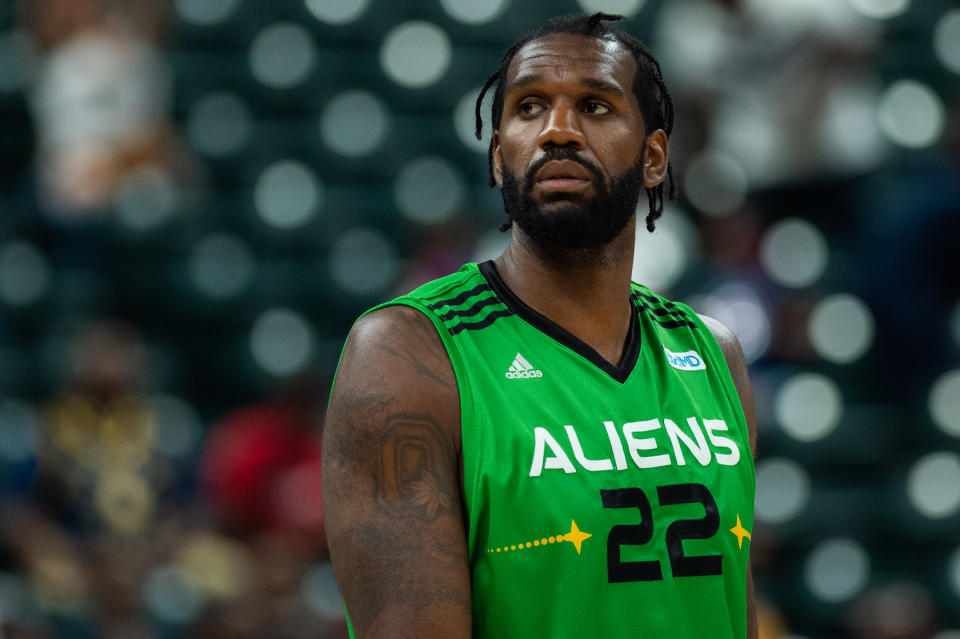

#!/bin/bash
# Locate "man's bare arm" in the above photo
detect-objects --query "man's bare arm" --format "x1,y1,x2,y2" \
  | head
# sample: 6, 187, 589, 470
700, 314, 759, 639
322, 306, 471, 638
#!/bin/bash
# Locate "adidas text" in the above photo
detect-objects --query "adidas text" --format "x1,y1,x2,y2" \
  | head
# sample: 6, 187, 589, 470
506, 369, 544, 379
506, 352, 544, 379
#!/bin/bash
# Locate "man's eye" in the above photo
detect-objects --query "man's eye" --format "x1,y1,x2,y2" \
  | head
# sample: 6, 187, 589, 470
584, 102, 610, 115
519, 102, 545, 116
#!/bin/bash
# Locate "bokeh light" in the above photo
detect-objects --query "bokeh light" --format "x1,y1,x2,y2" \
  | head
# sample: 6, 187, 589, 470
759, 218, 829, 288
151, 394, 202, 459
775, 373, 843, 442
249, 23, 315, 89
0, 399, 38, 462
847, 0, 909, 20
320, 90, 391, 158
174, 0, 240, 26
807, 294, 875, 364
755, 457, 811, 524
632, 204, 695, 292
380, 22, 451, 89
929, 370, 960, 437
254, 160, 322, 229
576, 0, 646, 16
115, 166, 179, 231
455, 86, 494, 153
250, 308, 314, 377
178, 533, 254, 599
819, 81, 888, 172
186, 92, 252, 157
877, 79, 946, 148
702, 283, 771, 362
189, 233, 255, 300
394, 156, 465, 224
143, 565, 205, 624
0, 241, 50, 307
440, 0, 510, 24
302, 562, 345, 621
906, 452, 960, 519
329, 227, 398, 296
305, 0, 370, 24
804, 538, 870, 603
473, 227, 512, 263
684, 149, 748, 217
949, 547, 960, 600
934, 10, 960, 74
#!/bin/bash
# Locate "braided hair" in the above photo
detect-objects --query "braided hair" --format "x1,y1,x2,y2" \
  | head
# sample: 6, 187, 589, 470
475, 12, 676, 232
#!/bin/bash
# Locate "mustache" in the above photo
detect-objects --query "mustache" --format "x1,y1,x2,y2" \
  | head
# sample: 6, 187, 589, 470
523, 148, 604, 186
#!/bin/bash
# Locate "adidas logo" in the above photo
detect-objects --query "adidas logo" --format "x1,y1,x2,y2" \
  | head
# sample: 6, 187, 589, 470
505, 352, 544, 379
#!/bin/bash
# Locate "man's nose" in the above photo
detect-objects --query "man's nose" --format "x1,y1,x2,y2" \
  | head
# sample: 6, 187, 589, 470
537, 101, 585, 151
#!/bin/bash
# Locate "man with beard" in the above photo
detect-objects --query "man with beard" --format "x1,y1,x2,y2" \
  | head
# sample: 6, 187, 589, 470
323, 13, 757, 639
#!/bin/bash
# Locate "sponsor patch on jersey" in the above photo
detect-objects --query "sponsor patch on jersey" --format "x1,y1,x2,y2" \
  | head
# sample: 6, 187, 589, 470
664, 347, 706, 371
506, 352, 543, 379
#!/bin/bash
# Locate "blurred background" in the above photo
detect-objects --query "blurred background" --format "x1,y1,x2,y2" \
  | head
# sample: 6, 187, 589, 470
0, 0, 957, 637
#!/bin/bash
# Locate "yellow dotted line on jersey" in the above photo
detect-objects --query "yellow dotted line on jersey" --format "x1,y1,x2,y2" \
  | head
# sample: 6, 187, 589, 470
487, 532, 566, 553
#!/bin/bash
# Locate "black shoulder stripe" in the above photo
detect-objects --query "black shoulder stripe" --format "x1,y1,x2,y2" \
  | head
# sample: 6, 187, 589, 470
437, 295, 501, 322
631, 296, 688, 319
427, 283, 490, 311
633, 302, 688, 319
448, 308, 514, 335
635, 303, 697, 329
632, 291, 676, 309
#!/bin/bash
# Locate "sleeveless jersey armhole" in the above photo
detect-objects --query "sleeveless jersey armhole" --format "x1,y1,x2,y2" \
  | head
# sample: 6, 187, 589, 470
680, 303, 755, 468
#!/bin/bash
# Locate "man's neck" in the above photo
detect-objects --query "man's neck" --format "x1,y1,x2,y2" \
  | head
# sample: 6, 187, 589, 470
493, 220, 637, 366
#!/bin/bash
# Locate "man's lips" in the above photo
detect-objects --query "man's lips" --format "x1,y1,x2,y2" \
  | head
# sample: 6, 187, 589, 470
533, 159, 595, 193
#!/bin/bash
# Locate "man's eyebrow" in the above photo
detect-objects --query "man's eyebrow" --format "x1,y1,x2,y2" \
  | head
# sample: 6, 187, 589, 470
504, 74, 543, 94
580, 78, 625, 97
504, 74, 625, 98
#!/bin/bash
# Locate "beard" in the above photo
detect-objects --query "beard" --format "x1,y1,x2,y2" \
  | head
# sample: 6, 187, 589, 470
500, 148, 646, 251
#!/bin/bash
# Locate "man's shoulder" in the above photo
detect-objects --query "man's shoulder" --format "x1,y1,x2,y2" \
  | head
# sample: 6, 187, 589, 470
388, 262, 485, 308
357, 261, 509, 342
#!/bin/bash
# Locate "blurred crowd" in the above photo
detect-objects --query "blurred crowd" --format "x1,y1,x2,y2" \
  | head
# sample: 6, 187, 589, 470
0, 0, 957, 637
1, 4, 345, 637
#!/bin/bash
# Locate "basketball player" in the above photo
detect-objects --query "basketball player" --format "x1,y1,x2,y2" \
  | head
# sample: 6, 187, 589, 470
323, 13, 757, 638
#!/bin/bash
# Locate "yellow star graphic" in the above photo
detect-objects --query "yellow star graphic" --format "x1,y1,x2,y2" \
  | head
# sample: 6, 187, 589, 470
563, 519, 592, 555
729, 515, 751, 550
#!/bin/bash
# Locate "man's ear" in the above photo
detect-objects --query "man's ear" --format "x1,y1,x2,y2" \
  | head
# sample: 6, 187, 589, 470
492, 131, 503, 188
641, 129, 668, 189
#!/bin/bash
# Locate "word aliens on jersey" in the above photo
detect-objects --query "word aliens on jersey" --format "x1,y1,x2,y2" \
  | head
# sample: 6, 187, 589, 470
529, 416, 742, 477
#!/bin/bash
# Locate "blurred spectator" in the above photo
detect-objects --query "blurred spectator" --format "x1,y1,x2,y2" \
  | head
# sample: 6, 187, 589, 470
201, 375, 327, 553
35, 319, 180, 537
847, 582, 938, 639
19, 0, 198, 221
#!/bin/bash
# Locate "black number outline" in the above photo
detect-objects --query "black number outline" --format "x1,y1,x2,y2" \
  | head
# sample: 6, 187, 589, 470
600, 483, 723, 583
657, 483, 723, 578
599, 487, 663, 582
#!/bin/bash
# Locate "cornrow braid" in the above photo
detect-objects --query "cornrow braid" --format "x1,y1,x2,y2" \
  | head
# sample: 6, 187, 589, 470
475, 12, 676, 233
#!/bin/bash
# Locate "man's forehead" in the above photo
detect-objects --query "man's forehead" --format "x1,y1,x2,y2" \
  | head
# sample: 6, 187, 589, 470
506, 33, 634, 86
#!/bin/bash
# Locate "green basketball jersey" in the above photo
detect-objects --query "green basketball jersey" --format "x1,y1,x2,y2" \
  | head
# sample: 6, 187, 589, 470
363, 261, 755, 638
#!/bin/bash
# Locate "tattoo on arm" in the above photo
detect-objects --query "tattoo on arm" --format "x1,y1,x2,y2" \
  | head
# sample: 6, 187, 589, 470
376, 413, 456, 521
